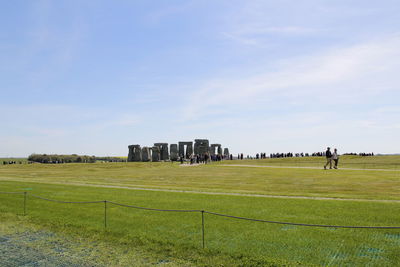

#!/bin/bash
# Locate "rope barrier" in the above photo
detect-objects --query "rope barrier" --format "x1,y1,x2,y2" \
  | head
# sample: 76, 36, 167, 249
204, 211, 400, 229
1, 192, 400, 229
107, 200, 201, 213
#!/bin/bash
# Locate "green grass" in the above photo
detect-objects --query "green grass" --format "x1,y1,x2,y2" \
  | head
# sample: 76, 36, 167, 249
1, 156, 399, 200
1, 155, 400, 266
1, 181, 399, 266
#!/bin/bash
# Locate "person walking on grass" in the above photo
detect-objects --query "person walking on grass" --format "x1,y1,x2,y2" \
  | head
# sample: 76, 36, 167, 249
332, 148, 339, 169
324, 147, 332, 169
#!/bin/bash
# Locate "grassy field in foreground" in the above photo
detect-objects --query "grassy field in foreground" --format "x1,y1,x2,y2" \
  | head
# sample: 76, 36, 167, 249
0, 155, 399, 200
1, 180, 400, 266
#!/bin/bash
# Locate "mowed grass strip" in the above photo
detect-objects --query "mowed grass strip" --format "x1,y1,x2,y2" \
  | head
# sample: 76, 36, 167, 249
1, 157, 400, 200
1, 180, 400, 266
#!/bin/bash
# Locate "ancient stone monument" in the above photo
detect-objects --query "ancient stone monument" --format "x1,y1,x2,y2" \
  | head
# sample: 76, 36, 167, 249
170, 144, 179, 161
218, 146, 223, 155
154, 143, 169, 161
194, 139, 210, 155
128, 145, 142, 162
151, 146, 160, 162
210, 144, 222, 156
142, 147, 151, 162
223, 148, 230, 158
128, 145, 134, 162
179, 141, 193, 159
128, 139, 229, 162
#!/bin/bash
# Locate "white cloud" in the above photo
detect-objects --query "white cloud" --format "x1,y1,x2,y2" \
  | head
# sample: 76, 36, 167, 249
245, 26, 317, 35
222, 26, 318, 46
221, 32, 260, 46
144, 1, 196, 24
0, 104, 142, 137
182, 34, 400, 121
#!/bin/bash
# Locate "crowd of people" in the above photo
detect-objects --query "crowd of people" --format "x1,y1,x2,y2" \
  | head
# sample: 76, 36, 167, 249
269, 152, 330, 158
181, 153, 235, 165
256, 153, 267, 159
270, 152, 295, 158
343, 152, 374, 156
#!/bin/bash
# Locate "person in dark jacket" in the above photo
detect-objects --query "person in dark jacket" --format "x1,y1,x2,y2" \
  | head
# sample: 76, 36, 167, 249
324, 147, 332, 169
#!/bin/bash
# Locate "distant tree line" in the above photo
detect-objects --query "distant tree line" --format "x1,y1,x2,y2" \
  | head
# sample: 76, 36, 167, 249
28, 154, 96, 164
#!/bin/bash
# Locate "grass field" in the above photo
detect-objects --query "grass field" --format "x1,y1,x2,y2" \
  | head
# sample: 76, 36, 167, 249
1, 155, 400, 266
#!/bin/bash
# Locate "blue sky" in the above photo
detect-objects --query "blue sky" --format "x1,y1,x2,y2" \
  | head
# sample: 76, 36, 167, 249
1, 0, 400, 156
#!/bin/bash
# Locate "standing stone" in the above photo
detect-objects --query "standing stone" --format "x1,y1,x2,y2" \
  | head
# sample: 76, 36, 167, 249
217, 145, 223, 155
210, 144, 216, 156
187, 142, 193, 157
178, 142, 185, 157
134, 146, 142, 161
178, 141, 193, 159
142, 147, 151, 162
154, 143, 169, 161
128, 145, 142, 162
223, 148, 230, 159
128, 145, 135, 162
210, 144, 221, 156
194, 139, 210, 155
170, 144, 179, 161
162, 143, 169, 160
151, 146, 160, 162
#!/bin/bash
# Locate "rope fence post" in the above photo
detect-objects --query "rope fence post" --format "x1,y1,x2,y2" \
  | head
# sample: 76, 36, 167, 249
23, 192, 27, 216
201, 210, 205, 249
104, 200, 107, 229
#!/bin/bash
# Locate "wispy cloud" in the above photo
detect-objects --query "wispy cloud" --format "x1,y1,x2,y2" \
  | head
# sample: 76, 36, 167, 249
144, 1, 196, 24
182, 34, 400, 121
0, 104, 142, 137
221, 32, 260, 46
222, 26, 317, 46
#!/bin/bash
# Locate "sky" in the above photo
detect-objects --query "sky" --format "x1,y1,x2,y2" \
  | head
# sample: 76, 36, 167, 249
1, 0, 400, 157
